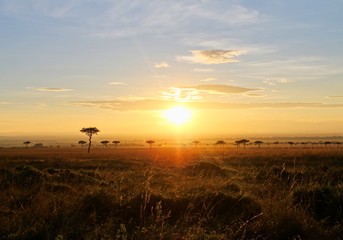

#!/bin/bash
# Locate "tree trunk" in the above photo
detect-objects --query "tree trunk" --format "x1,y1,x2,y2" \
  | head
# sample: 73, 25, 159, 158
88, 136, 92, 153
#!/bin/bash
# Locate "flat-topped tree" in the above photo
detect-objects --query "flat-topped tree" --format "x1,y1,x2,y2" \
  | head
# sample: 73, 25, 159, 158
80, 127, 100, 153
254, 140, 264, 148
215, 140, 226, 148
193, 140, 200, 147
324, 141, 332, 148
235, 139, 250, 148
241, 139, 250, 148
101, 140, 109, 148
112, 140, 120, 149
23, 141, 31, 148
78, 140, 87, 148
146, 140, 155, 149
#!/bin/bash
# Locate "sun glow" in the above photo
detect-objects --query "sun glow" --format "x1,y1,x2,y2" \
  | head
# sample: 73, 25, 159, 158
163, 106, 192, 125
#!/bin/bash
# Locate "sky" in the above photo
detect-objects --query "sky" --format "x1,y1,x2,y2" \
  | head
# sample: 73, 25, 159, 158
1, 0, 343, 138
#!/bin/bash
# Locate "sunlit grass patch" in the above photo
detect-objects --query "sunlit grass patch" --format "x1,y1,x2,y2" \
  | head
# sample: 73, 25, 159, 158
0, 147, 343, 239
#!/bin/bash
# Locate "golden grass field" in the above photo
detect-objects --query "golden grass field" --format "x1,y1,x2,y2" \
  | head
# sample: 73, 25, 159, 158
1, 146, 342, 239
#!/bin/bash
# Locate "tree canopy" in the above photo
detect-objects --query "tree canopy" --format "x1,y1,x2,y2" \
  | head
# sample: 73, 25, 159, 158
80, 127, 100, 153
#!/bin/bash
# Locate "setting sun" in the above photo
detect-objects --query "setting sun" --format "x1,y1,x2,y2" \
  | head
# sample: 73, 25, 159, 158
163, 106, 192, 125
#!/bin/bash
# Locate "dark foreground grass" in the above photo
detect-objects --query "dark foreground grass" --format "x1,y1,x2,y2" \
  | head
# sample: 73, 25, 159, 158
0, 147, 342, 239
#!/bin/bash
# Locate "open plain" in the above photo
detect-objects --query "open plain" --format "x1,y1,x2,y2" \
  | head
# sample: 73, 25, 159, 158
1, 146, 342, 239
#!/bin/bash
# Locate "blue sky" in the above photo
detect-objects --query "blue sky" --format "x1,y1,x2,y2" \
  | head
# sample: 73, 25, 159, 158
1, 0, 343, 136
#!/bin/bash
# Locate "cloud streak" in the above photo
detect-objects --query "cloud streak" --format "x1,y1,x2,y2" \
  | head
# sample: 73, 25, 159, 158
30, 87, 72, 92
109, 82, 127, 86
193, 68, 214, 72
70, 99, 343, 111
161, 88, 201, 101
154, 61, 169, 68
179, 84, 257, 94
201, 78, 217, 82
178, 50, 246, 64
263, 78, 293, 85
0, 101, 11, 105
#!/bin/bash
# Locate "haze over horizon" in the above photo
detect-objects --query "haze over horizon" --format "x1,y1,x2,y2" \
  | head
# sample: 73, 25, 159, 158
1, 1, 343, 137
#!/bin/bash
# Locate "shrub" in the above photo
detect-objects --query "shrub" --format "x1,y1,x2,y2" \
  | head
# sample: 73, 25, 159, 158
184, 162, 227, 177
293, 186, 343, 223
14, 165, 43, 187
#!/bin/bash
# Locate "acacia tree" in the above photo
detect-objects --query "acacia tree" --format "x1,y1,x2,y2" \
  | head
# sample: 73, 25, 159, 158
235, 139, 250, 148
112, 140, 120, 149
101, 140, 109, 148
146, 140, 155, 148
80, 127, 100, 153
215, 140, 226, 148
288, 141, 294, 148
78, 140, 87, 148
324, 141, 332, 148
193, 140, 200, 147
254, 140, 264, 148
234, 141, 240, 148
23, 141, 31, 148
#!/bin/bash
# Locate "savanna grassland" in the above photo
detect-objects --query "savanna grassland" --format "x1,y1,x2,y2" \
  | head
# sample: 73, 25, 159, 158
0, 146, 343, 239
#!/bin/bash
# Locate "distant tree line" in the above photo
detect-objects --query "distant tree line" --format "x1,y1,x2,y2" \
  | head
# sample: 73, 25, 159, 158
19, 127, 343, 151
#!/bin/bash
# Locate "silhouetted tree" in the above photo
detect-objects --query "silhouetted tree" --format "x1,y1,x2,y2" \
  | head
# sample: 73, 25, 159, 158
324, 141, 332, 148
101, 140, 109, 148
146, 140, 155, 148
193, 140, 200, 147
78, 140, 87, 148
301, 142, 308, 148
288, 141, 294, 148
80, 127, 100, 153
215, 140, 226, 148
236, 139, 250, 148
112, 140, 120, 149
23, 141, 31, 148
254, 140, 264, 148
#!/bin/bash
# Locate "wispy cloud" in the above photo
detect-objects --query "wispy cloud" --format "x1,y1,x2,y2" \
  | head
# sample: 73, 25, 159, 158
90, 29, 137, 39
193, 68, 214, 72
161, 88, 201, 101
247, 56, 343, 82
29, 87, 72, 92
245, 93, 264, 97
1, 1, 79, 18
178, 50, 246, 64
327, 96, 343, 98
108, 82, 127, 86
70, 99, 343, 111
263, 78, 294, 85
178, 84, 257, 94
201, 78, 217, 82
2, 1, 263, 41
36, 102, 49, 109
0, 101, 11, 105
154, 61, 169, 68
159, 84, 256, 101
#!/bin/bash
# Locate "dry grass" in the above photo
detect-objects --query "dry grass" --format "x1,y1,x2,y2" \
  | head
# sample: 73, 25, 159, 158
0, 147, 342, 239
